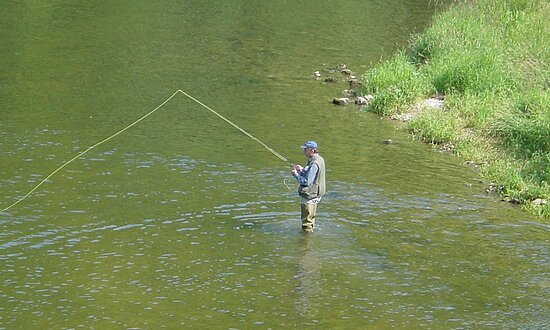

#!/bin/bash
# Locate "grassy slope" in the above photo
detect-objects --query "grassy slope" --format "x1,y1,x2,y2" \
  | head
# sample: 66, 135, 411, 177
361, 0, 549, 217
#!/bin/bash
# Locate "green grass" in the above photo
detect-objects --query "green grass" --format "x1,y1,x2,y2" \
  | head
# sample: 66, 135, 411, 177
408, 107, 462, 144
362, 52, 433, 115
360, 0, 550, 217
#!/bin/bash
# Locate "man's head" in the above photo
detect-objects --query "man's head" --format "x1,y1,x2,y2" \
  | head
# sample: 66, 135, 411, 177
301, 140, 318, 158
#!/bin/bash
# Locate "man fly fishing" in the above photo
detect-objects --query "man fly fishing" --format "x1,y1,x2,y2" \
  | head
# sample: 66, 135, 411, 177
291, 141, 326, 233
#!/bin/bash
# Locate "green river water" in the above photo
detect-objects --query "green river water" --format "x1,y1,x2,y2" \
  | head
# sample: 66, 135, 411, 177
1, 1, 548, 328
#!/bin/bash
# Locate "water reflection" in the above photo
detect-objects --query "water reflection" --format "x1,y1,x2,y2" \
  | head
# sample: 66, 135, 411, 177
294, 233, 320, 320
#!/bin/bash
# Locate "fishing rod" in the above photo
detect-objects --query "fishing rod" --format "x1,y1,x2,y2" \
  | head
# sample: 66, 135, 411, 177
0, 89, 293, 214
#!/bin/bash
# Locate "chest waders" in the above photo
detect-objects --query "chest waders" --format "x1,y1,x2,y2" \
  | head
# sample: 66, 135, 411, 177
299, 154, 326, 232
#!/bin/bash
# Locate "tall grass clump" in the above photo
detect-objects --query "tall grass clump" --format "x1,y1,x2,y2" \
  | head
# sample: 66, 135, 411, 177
362, 52, 433, 116
491, 91, 550, 159
407, 108, 462, 144
360, 0, 549, 217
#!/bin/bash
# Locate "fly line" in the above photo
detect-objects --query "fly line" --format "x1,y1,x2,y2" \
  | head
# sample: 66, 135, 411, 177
1, 90, 292, 214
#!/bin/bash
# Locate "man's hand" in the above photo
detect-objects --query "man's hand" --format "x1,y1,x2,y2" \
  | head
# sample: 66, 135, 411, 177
291, 164, 303, 175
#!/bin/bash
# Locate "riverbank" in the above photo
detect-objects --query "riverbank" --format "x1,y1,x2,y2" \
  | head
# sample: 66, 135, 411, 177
360, 0, 549, 217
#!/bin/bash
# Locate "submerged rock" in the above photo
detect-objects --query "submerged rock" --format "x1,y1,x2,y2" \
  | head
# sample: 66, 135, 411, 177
502, 196, 521, 204
332, 97, 350, 105
355, 95, 374, 105
348, 79, 362, 88
342, 89, 358, 97
341, 68, 353, 75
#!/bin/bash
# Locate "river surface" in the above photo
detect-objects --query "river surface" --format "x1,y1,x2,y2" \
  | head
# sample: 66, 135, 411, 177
1, 1, 548, 329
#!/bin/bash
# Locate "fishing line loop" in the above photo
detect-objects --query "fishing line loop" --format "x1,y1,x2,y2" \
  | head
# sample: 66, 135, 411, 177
1, 90, 293, 214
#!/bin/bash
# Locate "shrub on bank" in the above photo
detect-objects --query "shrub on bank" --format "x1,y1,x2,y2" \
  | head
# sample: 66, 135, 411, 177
361, 0, 549, 217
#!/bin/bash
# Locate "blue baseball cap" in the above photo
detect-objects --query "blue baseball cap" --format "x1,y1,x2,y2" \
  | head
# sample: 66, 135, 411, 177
300, 141, 318, 149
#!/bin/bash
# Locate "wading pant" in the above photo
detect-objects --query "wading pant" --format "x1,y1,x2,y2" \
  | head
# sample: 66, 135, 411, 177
300, 203, 317, 232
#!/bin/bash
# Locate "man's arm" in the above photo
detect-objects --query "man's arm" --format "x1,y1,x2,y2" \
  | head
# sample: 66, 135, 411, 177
294, 164, 319, 186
